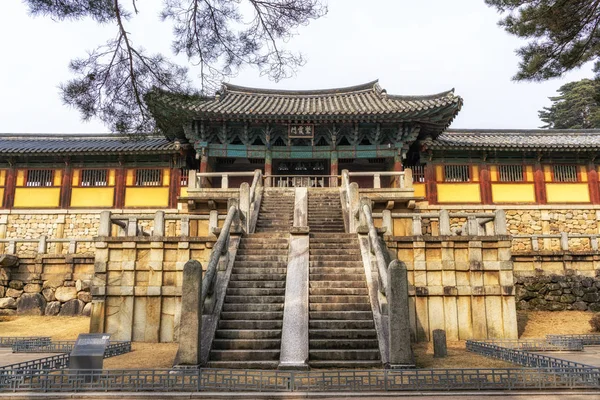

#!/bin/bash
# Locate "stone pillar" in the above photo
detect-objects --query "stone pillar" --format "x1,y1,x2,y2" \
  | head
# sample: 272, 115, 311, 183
439, 210, 451, 235
433, 330, 447, 358
154, 211, 165, 237
90, 241, 108, 334
174, 260, 203, 366
388, 260, 414, 368
330, 151, 338, 188
293, 187, 308, 228
382, 210, 393, 236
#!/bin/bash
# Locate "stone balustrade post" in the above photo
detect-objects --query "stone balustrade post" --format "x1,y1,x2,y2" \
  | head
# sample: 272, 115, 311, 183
494, 209, 507, 235
7, 240, 15, 254
181, 216, 190, 237
382, 210, 393, 236
221, 174, 229, 189
359, 197, 371, 231
439, 210, 451, 235
127, 218, 138, 237
209, 210, 219, 235
37, 236, 47, 254
153, 211, 165, 237
388, 260, 414, 368
68, 240, 77, 254
188, 169, 197, 190
591, 236, 599, 251
374, 174, 381, 189
531, 235, 539, 251
348, 183, 360, 233
560, 232, 569, 251
467, 216, 478, 236
98, 211, 112, 237
404, 168, 413, 189
412, 215, 422, 236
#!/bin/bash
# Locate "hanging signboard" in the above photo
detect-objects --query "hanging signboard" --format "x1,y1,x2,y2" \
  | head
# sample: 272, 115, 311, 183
288, 124, 314, 139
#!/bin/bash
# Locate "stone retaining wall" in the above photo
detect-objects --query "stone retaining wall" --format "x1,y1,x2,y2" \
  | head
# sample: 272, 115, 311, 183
515, 272, 600, 312
0, 255, 94, 317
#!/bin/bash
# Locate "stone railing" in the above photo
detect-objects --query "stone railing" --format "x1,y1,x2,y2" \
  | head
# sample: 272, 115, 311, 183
0, 237, 95, 255
188, 171, 255, 190
371, 210, 508, 237
513, 232, 600, 252
263, 175, 340, 188
347, 170, 412, 189
248, 170, 263, 234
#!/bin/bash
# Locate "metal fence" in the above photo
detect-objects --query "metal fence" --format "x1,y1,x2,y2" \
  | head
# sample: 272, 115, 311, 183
547, 334, 600, 346
11, 340, 131, 358
470, 338, 584, 352
0, 337, 50, 348
1, 367, 599, 392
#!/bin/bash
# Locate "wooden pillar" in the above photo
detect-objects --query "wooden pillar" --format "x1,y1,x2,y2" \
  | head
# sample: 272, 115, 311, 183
425, 164, 437, 205
199, 150, 209, 188
3, 166, 16, 209
588, 162, 600, 204
479, 164, 492, 204
60, 163, 72, 209
393, 153, 403, 188
169, 167, 181, 209
533, 162, 547, 204
115, 167, 126, 209
330, 151, 338, 188
265, 150, 272, 188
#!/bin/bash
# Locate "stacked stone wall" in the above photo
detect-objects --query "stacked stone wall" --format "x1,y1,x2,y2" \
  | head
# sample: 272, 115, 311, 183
0, 256, 94, 317
515, 272, 600, 312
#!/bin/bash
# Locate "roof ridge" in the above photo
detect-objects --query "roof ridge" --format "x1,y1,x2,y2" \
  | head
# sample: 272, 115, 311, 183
221, 80, 380, 96
0, 133, 165, 139
387, 88, 456, 101
444, 129, 600, 135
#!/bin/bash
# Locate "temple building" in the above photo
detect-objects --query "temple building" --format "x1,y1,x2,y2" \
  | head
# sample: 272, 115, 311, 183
1, 80, 600, 369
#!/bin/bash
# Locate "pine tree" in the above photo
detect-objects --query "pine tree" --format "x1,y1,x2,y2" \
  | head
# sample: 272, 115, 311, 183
539, 79, 600, 129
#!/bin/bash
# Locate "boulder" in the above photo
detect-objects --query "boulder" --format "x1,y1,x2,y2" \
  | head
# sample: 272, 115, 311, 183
0, 297, 16, 309
582, 293, 600, 303
77, 292, 92, 303
41, 288, 55, 302
16, 293, 46, 315
44, 301, 61, 316
560, 294, 576, 303
0, 255, 18, 268
0, 268, 9, 285
571, 301, 588, 311
6, 288, 23, 298
76, 280, 91, 292
0, 309, 15, 316
9, 280, 24, 290
42, 280, 63, 290
23, 284, 42, 293
589, 303, 600, 312
82, 302, 92, 317
0, 286, 5, 298
55, 287, 78, 302
58, 299, 84, 316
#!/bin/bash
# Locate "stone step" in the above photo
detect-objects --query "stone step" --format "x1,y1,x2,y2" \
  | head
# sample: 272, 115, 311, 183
309, 329, 377, 339
238, 244, 289, 250
212, 339, 281, 350
224, 295, 285, 304
310, 233, 356, 238
310, 249, 361, 255
234, 255, 288, 262
218, 320, 283, 330
220, 311, 284, 320
309, 281, 367, 289
309, 320, 374, 329
309, 255, 360, 261
309, 243, 357, 248
309, 274, 365, 281
309, 262, 363, 268
234, 261, 287, 268
222, 303, 283, 312
309, 349, 381, 361
209, 349, 280, 361
309, 295, 369, 304
309, 287, 368, 296
309, 307, 373, 316
215, 329, 281, 339
309, 339, 380, 350
232, 268, 287, 275
230, 273, 287, 281
226, 287, 286, 296
236, 249, 287, 255
308, 304, 371, 312
207, 360, 279, 369
228, 281, 286, 289
308, 360, 382, 369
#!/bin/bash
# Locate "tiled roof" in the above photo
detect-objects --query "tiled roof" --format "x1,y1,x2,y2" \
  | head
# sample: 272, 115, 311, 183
427, 129, 600, 151
146, 80, 463, 135
0, 134, 179, 156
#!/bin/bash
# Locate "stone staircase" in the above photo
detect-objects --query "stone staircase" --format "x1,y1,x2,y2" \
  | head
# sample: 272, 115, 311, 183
308, 189, 345, 232
307, 191, 381, 368
208, 189, 294, 368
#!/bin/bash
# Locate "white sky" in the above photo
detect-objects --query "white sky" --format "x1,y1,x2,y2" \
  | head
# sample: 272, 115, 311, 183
0, 0, 594, 133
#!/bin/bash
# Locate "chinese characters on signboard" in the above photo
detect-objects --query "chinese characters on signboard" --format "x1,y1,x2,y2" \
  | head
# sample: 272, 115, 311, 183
289, 124, 314, 138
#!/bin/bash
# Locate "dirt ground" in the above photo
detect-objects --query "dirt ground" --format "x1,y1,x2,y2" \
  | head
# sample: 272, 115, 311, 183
1, 311, 597, 369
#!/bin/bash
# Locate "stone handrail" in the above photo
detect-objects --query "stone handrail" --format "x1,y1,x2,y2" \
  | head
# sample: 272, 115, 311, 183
201, 203, 238, 307
0, 237, 95, 255
347, 170, 412, 189
263, 175, 340, 188
371, 210, 508, 237
513, 232, 600, 252
189, 171, 256, 190
248, 170, 263, 234
361, 201, 389, 296
100, 211, 227, 237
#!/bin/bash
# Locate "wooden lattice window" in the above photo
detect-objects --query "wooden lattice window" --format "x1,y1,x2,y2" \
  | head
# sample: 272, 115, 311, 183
135, 169, 162, 186
498, 165, 524, 182
80, 169, 108, 187
407, 165, 425, 183
444, 165, 470, 182
26, 170, 54, 187
553, 165, 578, 182
180, 168, 189, 187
